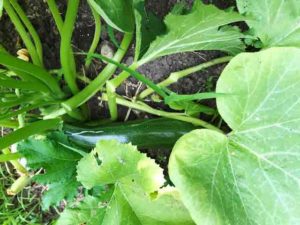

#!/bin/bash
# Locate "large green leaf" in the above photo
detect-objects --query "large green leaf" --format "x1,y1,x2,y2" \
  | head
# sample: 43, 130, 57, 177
75, 140, 194, 225
139, 0, 245, 65
169, 47, 300, 225
237, 0, 300, 47
88, 0, 135, 33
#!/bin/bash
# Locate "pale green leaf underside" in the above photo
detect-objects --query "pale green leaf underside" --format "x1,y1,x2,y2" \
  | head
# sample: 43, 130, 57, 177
237, 0, 300, 47
76, 140, 194, 225
139, 0, 245, 64
88, 0, 135, 32
170, 47, 300, 225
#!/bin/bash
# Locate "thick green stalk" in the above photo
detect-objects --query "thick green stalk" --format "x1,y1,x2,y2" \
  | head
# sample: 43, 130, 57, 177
139, 56, 233, 98
0, 119, 61, 150
3, 0, 42, 66
46, 0, 63, 34
0, 120, 18, 129
101, 94, 223, 132
0, 152, 21, 162
106, 63, 138, 120
106, 84, 118, 121
0, 52, 64, 97
10, 0, 44, 66
62, 33, 133, 111
85, 3, 101, 68
60, 0, 80, 94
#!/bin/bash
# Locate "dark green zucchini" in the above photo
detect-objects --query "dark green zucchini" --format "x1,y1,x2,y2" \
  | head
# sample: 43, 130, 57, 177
63, 118, 195, 149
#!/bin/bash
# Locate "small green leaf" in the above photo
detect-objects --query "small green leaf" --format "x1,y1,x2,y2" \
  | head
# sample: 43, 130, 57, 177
18, 132, 81, 183
76, 140, 194, 225
42, 179, 79, 210
169, 47, 300, 225
139, 0, 245, 64
56, 195, 108, 225
18, 131, 83, 209
237, 0, 300, 48
88, 0, 135, 32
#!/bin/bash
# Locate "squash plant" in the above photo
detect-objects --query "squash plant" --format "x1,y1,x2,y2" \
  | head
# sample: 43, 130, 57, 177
0, 0, 300, 224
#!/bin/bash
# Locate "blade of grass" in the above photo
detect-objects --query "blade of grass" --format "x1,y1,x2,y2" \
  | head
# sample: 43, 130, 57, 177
86, 53, 169, 98
0, 118, 61, 150
0, 52, 64, 98
164, 92, 228, 104
0, 100, 59, 121
0, 77, 50, 93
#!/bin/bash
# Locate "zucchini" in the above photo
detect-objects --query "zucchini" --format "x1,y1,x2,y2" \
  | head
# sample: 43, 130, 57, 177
64, 118, 195, 149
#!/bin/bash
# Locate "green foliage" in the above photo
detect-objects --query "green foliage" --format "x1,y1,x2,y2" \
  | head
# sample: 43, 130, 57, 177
65, 140, 194, 225
169, 47, 300, 224
88, 0, 135, 32
18, 132, 83, 209
237, 0, 300, 48
56, 195, 109, 225
0, 166, 43, 224
133, 0, 166, 60
139, 0, 245, 64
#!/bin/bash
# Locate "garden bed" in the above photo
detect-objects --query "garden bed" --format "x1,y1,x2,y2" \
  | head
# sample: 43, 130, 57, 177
1, 0, 299, 224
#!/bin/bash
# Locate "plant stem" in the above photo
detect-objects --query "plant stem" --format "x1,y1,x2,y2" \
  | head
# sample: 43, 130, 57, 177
62, 33, 133, 111
3, 0, 42, 66
106, 84, 118, 120
0, 152, 21, 162
7, 174, 31, 196
46, 0, 63, 34
2, 148, 28, 175
139, 56, 233, 99
10, 0, 44, 66
60, 0, 80, 94
106, 63, 138, 120
0, 119, 61, 150
0, 120, 18, 129
0, 52, 64, 97
85, 3, 101, 68
101, 94, 223, 132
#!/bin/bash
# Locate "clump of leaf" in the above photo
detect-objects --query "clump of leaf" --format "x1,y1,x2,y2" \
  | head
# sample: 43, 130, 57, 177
18, 132, 85, 210
169, 47, 300, 224
237, 0, 300, 48
57, 140, 194, 225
